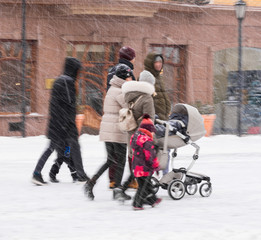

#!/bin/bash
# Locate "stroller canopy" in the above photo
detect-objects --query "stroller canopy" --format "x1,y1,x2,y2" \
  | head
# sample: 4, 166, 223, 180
156, 103, 206, 149
174, 103, 206, 141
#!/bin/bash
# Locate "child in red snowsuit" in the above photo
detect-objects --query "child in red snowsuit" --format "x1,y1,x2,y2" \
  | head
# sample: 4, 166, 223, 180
130, 114, 161, 210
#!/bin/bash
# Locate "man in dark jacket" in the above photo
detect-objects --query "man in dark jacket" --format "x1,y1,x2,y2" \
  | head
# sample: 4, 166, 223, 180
32, 57, 89, 185
106, 46, 136, 91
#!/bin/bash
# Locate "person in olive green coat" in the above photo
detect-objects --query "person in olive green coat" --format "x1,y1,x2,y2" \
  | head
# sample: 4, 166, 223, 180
144, 52, 171, 175
144, 52, 171, 120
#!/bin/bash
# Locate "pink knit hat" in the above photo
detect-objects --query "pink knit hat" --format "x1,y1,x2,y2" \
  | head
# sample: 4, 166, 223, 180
139, 114, 156, 133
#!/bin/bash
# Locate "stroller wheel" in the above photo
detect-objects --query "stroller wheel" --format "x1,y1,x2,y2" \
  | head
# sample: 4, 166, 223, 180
168, 180, 185, 200
185, 184, 198, 195
151, 177, 160, 194
199, 183, 212, 197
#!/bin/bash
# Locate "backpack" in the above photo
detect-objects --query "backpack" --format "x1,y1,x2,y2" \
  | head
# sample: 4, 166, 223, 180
119, 96, 143, 132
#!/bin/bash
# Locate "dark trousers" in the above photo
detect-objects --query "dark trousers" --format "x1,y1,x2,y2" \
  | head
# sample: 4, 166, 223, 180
34, 138, 87, 180
133, 176, 157, 208
34, 141, 55, 174
58, 138, 88, 180
92, 142, 126, 187
109, 155, 132, 183
49, 156, 76, 177
121, 156, 135, 190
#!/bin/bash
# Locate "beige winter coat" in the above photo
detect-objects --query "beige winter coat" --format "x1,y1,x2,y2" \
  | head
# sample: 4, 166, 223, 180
121, 80, 155, 157
99, 76, 128, 143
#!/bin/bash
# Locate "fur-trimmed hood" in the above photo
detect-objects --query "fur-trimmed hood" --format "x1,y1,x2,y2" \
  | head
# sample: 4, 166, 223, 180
122, 81, 155, 96
122, 81, 155, 104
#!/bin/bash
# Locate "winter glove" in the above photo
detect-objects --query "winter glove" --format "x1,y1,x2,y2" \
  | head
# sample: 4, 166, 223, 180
64, 146, 70, 158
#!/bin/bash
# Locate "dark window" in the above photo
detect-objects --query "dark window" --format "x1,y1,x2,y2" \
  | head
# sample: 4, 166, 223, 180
0, 41, 36, 113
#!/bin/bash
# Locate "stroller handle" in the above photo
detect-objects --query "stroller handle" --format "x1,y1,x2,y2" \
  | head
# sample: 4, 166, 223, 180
155, 119, 166, 125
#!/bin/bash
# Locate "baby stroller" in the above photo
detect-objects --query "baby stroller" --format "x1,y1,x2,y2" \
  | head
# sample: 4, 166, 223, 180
152, 103, 212, 200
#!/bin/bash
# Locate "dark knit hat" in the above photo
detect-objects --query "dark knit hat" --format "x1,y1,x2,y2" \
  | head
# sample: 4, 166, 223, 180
119, 46, 136, 61
139, 114, 156, 133
115, 64, 132, 80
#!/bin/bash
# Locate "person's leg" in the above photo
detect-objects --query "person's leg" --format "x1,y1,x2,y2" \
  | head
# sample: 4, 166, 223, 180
113, 143, 127, 188
32, 141, 55, 185
66, 159, 78, 182
68, 137, 89, 181
133, 177, 147, 209
108, 155, 117, 188
84, 142, 114, 200
127, 142, 138, 189
91, 142, 114, 182
49, 151, 64, 183
133, 176, 161, 209
111, 143, 133, 201
120, 154, 138, 191
122, 172, 134, 191
33, 141, 55, 174
144, 176, 158, 205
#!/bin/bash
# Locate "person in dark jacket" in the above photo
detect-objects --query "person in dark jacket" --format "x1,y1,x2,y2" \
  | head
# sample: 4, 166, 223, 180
106, 46, 136, 91
107, 46, 138, 190
32, 57, 89, 185
130, 114, 161, 210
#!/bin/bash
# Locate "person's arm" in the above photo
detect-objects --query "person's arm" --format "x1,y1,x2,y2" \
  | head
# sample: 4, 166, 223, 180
106, 66, 116, 91
142, 96, 155, 122
143, 140, 159, 171
116, 93, 128, 108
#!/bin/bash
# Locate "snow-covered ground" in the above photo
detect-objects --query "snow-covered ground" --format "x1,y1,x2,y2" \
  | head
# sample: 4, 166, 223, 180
0, 134, 261, 240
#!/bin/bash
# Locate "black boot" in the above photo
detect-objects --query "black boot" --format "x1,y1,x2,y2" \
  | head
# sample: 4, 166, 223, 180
49, 172, 59, 183
84, 179, 95, 200
113, 188, 131, 201
49, 164, 60, 183
32, 172, 48, 186
71, 172, 78, 183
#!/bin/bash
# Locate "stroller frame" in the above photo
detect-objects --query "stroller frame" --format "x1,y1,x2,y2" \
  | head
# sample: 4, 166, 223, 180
152, 117, 212, 200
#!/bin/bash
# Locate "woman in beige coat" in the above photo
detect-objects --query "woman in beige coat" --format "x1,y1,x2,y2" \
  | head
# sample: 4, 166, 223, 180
113, 70, 156, 197
84, 64, 132, 201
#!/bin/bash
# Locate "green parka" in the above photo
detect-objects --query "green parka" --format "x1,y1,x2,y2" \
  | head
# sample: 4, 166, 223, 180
144, 52, 171, 120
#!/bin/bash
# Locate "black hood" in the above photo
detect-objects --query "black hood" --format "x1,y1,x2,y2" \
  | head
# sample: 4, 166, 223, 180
63, 57, 82, 81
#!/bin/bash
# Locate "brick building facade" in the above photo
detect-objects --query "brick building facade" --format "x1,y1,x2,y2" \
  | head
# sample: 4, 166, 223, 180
0, 0, 261, 136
